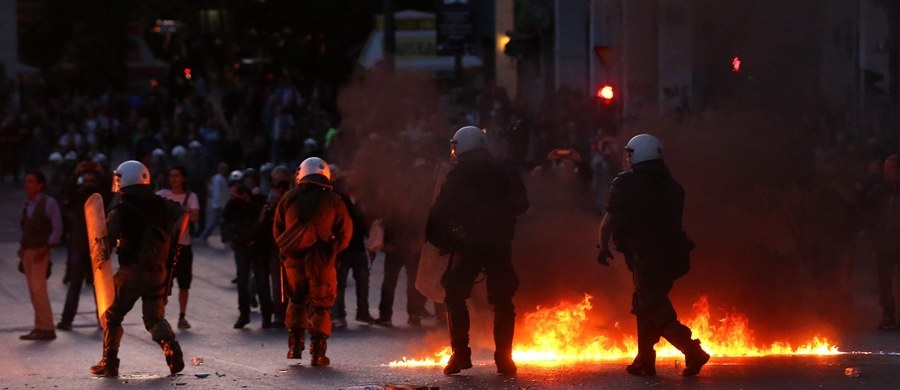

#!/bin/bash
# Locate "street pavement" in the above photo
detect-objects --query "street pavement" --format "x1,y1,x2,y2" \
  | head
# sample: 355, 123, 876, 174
2, 183, 900, 389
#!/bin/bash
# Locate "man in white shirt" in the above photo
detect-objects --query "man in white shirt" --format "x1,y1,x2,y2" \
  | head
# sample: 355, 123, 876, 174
156, 166, 200, 329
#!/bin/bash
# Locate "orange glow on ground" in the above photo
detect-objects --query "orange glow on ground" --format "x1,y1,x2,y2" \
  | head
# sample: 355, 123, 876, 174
388, 294, 839, 367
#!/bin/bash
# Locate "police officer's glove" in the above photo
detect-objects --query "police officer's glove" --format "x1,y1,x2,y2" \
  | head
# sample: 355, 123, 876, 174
596, 245, 613, 266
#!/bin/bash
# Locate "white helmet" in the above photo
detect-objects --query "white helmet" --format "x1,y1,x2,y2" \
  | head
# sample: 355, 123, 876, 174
92, 153, 108, 163
229, 170, 245, 183
171, 145, 187, 157
152, 148, 166, 158
451, 126, 486, 158
625, 134, 663, 165
296, 157, 331, 183
64, 151, 78, 161
48, 152, 63, 164
113, 160, 151, 192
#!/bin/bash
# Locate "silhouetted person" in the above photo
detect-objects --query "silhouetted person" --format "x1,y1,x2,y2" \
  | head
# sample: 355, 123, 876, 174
426, 126, 529, 376
598, 134, 710, 377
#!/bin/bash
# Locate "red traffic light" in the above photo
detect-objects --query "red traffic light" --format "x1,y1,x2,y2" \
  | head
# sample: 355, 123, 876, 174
597, 85, 615, 103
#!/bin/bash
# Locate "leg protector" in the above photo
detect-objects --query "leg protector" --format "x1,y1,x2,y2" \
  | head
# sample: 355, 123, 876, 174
287, 328, 305, 359
158, 339, 185, 375
493, 304, 516, 375
309, 333, 330, 367
90, 326, 123, 377
445, 297, 471, 351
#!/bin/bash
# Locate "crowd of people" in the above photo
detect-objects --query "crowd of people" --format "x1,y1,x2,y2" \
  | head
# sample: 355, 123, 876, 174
6, 27, 900, 380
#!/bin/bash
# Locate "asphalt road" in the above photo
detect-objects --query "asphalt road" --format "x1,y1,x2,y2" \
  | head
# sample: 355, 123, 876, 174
2, 183, 900, 390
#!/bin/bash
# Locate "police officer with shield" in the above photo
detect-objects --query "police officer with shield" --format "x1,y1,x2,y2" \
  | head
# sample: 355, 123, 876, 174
90, 160, 186, 377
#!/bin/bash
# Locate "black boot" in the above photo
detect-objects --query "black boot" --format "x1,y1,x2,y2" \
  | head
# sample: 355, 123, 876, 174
628, 317, 660, 376
625, 351, 656, 376
90, 325, 123, 377
234, 313, 250, 329
159, 339, 185, 375
681, 340, 710, 377
287, 329, 305, 359
310, 335, 330, 367
89, 349, 120, 377
443, 347, 473, 375
494, 350, 517, 375
660, 321, 709, 377
494, 305, 516, 375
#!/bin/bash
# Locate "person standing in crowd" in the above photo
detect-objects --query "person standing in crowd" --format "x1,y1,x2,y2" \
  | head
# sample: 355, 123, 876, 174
425, 126, 529, 376
58, 168, 103, 331
376, 158, 431, 327
223, 175, 273, 329
265, 165, 292, 326
597, 134, 710, 377
90, 161, 185, 377
198, 162, 230, 244
273, 157, 351, 366
19, 169, 64, 340
156, 166, 201, 330
332, 173, 375, 328
865, 154, 900, 330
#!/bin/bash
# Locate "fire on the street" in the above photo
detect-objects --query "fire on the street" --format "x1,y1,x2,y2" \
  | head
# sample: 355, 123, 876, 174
388, 294, 840, 367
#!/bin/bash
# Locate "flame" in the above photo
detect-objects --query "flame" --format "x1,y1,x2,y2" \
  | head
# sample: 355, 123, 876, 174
389, 294, 839, 367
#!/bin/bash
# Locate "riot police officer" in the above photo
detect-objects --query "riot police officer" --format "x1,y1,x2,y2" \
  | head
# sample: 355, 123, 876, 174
426, 126, 529, 376
597, 134, 710, 377
90, 160, 186, 377
273, 157, 352, 366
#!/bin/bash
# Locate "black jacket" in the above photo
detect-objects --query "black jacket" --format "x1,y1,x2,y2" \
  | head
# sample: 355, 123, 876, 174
223, 194, 266, 247
108, 185, 183, 272
607, 159, 690, 275
426, 149, 529, 251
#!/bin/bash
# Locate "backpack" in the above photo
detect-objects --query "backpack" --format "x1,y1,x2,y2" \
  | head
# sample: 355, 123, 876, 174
276, 188, 323, 258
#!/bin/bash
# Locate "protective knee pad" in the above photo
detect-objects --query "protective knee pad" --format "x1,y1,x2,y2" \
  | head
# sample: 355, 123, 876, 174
309, 308, 332, 336
103, 309, 125, 328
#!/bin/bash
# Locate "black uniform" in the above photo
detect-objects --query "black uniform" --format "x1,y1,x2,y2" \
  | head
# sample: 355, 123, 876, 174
93, 184, 185, 376
426, 148, 528, 374
223, 190, 273, 328
60, 183, 99, 328
273, 174, 352, 366
604, 159, 707, 376
333, 188, 373, 324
